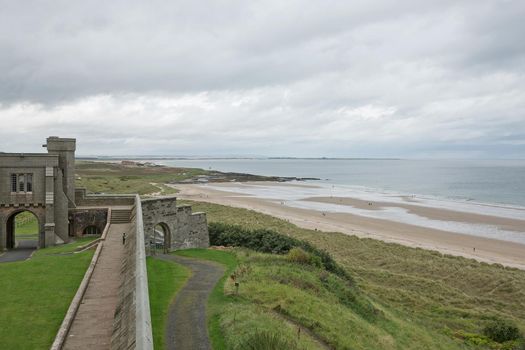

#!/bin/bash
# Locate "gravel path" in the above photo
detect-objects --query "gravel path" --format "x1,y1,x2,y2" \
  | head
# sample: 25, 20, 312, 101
158, 254, 225, 350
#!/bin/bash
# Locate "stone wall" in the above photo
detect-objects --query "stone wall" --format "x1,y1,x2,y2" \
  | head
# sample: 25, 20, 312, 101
75, 188, 135, 207
111, 195, 153, 350
69, 209, 108, 237
141, 196, 209, 252
173, 205, 209, 250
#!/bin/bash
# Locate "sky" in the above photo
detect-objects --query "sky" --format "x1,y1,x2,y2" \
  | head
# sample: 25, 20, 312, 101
0, 0, 524, 158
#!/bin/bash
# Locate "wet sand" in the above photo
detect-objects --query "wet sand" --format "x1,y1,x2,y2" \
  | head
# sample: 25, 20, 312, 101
303, 196, 525, 233
172, 182, 525, 270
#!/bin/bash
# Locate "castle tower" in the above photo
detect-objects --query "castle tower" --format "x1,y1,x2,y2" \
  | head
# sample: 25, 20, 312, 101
43, 136, 76, 206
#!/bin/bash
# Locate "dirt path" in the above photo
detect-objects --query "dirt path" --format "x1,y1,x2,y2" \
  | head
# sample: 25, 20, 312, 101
158, 254, 225, 350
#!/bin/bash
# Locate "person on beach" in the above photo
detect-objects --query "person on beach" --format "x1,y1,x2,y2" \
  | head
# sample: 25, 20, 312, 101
122, 232, 126, 245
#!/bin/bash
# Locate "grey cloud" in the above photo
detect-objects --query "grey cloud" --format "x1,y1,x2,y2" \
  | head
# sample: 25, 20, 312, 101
0, 0, 524, 158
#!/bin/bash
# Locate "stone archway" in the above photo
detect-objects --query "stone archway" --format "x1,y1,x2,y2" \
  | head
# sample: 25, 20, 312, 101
4, 209, 43, 250
83, 225, 101, 235
153, 222, 171, 254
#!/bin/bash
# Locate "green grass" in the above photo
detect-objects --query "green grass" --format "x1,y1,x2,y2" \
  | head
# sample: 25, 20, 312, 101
0, 240, 95, 349
32, 237, 100, 257
180, 200, 525, 349
146, 257, 190, 350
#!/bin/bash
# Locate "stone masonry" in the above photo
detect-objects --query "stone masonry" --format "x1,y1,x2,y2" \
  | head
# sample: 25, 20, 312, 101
141, 196, 209, 253
1, 137, 209, 254
0, 137, 76, 249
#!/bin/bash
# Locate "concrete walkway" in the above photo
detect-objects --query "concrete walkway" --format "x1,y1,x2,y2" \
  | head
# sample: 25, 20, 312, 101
63, 223, 129, 350
0, 239, 38, 263
158, 254, 225, 350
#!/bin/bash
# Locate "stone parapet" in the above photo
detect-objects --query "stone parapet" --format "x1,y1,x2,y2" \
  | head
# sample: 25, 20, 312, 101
111, 195, 153, 350
75, 188, 135, 207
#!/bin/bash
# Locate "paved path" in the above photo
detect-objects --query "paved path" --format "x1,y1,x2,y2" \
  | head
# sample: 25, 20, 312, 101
158, 254, 225, 350
0, 239, 37, 263
63, 223, 129, 350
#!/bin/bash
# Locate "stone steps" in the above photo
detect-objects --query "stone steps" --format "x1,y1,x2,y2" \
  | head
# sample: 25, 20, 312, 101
110, 209, 131, 224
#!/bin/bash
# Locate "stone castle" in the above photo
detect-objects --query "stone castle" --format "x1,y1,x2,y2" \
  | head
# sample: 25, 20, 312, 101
0, 136, 209, 252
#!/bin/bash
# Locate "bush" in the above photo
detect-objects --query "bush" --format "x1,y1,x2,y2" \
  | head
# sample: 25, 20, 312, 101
235, 330, 299, 350
208, 222, 352, 281
286, 247, 324, 268
483, 319, 522, 343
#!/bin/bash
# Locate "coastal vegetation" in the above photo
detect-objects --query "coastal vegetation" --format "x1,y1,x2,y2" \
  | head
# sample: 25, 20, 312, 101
75, 161, 206, 195
75, 161, 291, 196
180, 200, 525, 350
0, 237, 97, 349
171, 248, 464, 349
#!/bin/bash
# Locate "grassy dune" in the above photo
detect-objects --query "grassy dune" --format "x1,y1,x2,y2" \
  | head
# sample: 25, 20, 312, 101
180, 200, 525, 349
75, 161, 209, 195
176, 248, 463, 350
0, 239, 96, 349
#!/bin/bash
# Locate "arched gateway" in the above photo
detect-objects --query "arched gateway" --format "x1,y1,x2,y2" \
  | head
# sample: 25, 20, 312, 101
4, 209, 44, 249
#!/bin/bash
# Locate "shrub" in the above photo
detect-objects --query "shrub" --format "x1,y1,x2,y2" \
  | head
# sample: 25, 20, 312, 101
235, 330, 299, 350
208, 222, 352, 281
483, 319, 522, 343
287, 247, 312, 265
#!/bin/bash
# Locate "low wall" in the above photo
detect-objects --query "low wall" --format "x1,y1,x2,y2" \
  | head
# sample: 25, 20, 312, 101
111, 195, 153, 350
75, 188, 135, 207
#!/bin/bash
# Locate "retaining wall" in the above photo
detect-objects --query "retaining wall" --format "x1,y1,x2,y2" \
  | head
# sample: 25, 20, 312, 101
111, 195, 153, 350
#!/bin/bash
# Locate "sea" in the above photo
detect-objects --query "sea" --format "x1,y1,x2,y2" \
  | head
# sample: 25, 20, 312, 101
158, 158, 525, 243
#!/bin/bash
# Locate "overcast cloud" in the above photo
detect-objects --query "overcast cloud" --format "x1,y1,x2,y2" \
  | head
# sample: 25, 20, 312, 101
0, 0, 524, 157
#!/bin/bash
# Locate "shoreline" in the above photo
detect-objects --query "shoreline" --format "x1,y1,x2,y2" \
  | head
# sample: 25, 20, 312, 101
171, 182, 525, 270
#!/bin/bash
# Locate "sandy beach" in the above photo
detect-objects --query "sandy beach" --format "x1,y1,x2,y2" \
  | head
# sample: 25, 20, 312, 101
172, 182, 525, 270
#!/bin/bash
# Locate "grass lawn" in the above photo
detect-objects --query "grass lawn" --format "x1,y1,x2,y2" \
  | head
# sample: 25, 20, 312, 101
32, 237, 100, 257
0, 239, 96, 349
146, 257, 190, 350
180, 200, 525, 349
